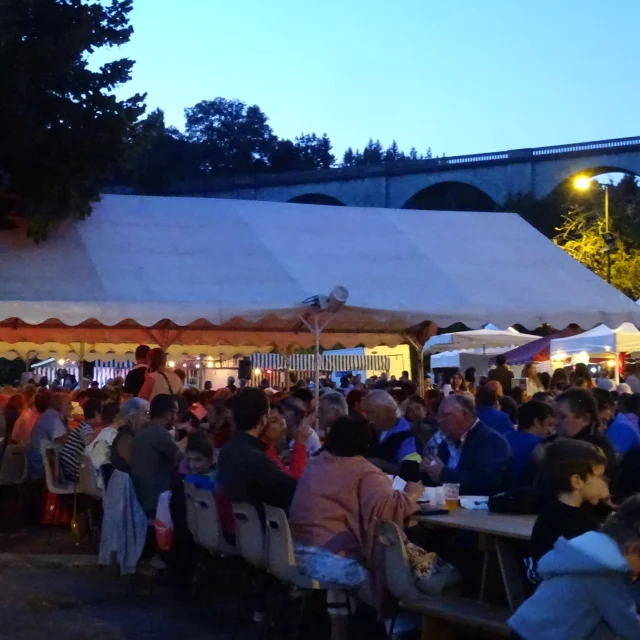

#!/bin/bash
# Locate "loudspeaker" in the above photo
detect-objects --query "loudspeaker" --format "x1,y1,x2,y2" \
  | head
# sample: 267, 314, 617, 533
238, 358, 252, 380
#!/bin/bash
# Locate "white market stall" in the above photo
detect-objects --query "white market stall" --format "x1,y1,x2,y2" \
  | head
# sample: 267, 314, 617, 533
423, 326, 539, 355
2, 194, 640, 392
550, 322, 640, 383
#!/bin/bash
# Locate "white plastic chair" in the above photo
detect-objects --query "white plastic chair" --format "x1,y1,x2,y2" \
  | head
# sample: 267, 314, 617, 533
40, 440, 74, 495
232, 502, 266, 570
77, 454, 102, 499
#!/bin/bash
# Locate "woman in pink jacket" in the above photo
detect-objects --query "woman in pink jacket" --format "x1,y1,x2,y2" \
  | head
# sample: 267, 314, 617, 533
289, 415, 422, 588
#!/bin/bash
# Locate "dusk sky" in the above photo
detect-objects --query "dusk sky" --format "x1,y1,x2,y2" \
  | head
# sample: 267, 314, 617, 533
98, 0, 639, 159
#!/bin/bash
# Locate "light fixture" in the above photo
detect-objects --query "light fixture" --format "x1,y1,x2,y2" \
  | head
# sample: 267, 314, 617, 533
607, 359, 616, 368
207, 362, 213, 369
574, 175, 592, 191
57, 358, 65, 366
168, 360, 176, 368
253, 368, 262, 376
195, 364, 201, 369
590, 366, 597, 374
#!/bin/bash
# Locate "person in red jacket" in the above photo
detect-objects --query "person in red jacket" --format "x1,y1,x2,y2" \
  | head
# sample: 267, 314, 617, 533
262, 405, 310, 479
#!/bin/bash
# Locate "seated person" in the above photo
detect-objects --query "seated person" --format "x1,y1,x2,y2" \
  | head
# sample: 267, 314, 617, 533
554, 388, 617, 480
505, 400, 555, 488
130, 394, 182, 516
290, 415, 422, 585
86, 402, 121, 471
363, 390, 417, 469
263, 405, 308, 479
510, 495, 640, 640
593, 388, 640, 457
217, 388, 298, 513
527, 439, 607, 581
110, 398, 150, 474
475, 385, 515, 435
59, 398, 103, 482
315, 391, 347, 447
619, 391, 640, 429
28, 391, 70, 478
420, 394, 512, 496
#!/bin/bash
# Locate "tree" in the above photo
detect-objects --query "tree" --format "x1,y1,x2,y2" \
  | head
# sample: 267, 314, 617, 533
122, 109, 203, 194
342, 147, 356, 167
294, 133, 335, 170
384, 140, 405, 164
0, 0, 146, 239
361, 139, 384, 165
553, 177, 640, 298
184, 98, 275, 175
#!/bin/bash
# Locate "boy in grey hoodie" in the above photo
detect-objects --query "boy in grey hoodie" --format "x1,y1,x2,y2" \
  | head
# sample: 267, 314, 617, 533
509, 495, 640, 640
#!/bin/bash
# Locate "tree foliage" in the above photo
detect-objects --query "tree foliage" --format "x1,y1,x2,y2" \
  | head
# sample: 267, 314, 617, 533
0, 0, 146, 239
553, 175, 640, 298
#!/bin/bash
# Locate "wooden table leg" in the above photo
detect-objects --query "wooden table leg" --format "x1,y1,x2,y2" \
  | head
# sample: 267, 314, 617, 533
495, 537, 527, 611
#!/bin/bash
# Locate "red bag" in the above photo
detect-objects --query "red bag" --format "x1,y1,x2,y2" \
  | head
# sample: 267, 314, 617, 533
42, 491, 70, 525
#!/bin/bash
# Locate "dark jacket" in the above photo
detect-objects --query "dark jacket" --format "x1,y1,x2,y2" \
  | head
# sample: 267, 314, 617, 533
487, 365, 514, 392
124, 363, 148, 396
217, 431, 298, 512
476, 406, 515, 436
427, 421, 512, 496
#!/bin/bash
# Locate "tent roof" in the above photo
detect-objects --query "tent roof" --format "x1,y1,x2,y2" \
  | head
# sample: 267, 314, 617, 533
423, 328, 538, 355
550, 323, 640, 356
1, 195, 640, 349
502, 326, 581, 364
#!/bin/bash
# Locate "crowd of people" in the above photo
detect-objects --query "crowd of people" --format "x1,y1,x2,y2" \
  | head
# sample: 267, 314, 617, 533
3, 344, 640, 638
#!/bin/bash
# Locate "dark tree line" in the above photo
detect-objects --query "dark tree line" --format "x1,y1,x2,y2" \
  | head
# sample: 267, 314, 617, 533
119, 99, 438, 195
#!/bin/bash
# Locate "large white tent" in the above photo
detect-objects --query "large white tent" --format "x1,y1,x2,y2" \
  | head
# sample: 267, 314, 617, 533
1, 194, 640, 362
423, 327, 538, 355
550, 323, 640, 358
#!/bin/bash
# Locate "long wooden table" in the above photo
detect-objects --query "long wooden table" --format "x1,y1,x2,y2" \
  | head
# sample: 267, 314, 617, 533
414, 509, 536, 610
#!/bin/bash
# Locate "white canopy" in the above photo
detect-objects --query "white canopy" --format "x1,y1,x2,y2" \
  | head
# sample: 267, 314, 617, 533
1, 195, 640, 356
550, 322, 640, 357
423, 327, 539, 355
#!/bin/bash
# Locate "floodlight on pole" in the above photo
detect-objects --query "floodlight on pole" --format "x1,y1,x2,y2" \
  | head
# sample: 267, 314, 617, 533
299, 286, 350, 429
574, 175, 592, 191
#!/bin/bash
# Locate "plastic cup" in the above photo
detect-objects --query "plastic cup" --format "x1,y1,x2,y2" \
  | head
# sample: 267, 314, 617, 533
443, 483, 460, 511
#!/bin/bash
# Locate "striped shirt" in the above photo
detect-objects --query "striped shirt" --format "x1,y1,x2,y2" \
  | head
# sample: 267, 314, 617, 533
60, 422, 94, 482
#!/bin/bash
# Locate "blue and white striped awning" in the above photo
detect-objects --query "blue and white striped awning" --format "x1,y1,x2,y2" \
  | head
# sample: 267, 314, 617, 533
251, 353, 389, 372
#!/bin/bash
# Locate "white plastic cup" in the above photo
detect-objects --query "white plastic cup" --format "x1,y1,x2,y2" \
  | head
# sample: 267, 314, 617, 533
435, 486, 445, 506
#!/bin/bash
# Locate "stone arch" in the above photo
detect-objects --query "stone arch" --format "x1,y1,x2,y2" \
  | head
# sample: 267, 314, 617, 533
287, 193, 345, 206
402, 181, 496, 212
546, 165, 640, 196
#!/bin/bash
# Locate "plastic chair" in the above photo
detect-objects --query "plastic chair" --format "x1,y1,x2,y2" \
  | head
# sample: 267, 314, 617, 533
263, 505, 346, 591
186, 483, 236, 556
77, 454, 102, 499
0, 445, 27, 486
40, 440, 74, 495
232, 502, 266, 570
184, 481, 199, 544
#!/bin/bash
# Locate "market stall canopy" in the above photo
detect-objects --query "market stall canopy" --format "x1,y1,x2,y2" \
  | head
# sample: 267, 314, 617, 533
1, 194, 640, 354
550, 323, 640, 357
423, 327, 538, 355
502, 326, 582, 364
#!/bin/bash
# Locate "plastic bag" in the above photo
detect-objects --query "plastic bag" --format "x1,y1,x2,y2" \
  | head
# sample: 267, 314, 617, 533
154, 490, 174, 551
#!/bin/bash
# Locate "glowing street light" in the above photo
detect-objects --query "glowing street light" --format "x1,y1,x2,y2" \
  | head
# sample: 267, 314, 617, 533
573, 175, 592, 191
573, 175, 612, 283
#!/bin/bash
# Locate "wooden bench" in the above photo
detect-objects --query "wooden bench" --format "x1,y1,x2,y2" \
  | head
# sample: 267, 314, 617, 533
402, 594, 511, 638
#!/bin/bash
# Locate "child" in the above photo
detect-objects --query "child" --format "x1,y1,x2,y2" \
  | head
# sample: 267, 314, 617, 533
183, 432, 216, 490
504, 400, 555, 488
510, 495, 640, 640
528, 439, 608, 577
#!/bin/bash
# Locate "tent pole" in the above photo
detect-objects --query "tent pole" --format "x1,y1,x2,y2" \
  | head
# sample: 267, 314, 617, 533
614, 353, 620, 385
78, 343, 85, 388
314, 316, 320, 431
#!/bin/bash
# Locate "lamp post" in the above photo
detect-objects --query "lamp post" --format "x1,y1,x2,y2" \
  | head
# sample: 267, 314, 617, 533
573, 176, 612, 283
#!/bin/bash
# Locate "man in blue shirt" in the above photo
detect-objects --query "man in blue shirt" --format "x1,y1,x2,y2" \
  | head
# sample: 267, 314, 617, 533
504, 400, 555, 488
363, 390, 417, 467
475, 386, 515, 436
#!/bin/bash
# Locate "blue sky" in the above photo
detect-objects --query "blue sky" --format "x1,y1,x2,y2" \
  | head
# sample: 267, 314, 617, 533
97, 0, 639, 159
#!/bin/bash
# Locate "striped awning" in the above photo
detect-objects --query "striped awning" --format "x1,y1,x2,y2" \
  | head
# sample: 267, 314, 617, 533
251, 353, 389, 372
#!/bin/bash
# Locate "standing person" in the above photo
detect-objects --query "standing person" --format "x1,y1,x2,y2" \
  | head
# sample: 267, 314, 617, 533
596, 369, 615, 391
509, 496, 640, 640
624, 364, 640, 394
522, 362, 544, 399
464, 367, 476, 395
10, 384, 38, 444
59, 398, 103, 482
571, 363, 594, 388
592, 388, 640, 457
138, 349, 184, 403
124, 345, 150, 397
3, 393, 25, 443
226, 376, 237, 394
28, 392, 70, 478
549, 368, 569, 393
130, 394, 182, 516
488, 355, 514, 393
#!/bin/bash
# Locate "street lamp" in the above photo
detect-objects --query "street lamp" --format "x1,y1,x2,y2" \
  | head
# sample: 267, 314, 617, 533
573, 175, 613, 283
